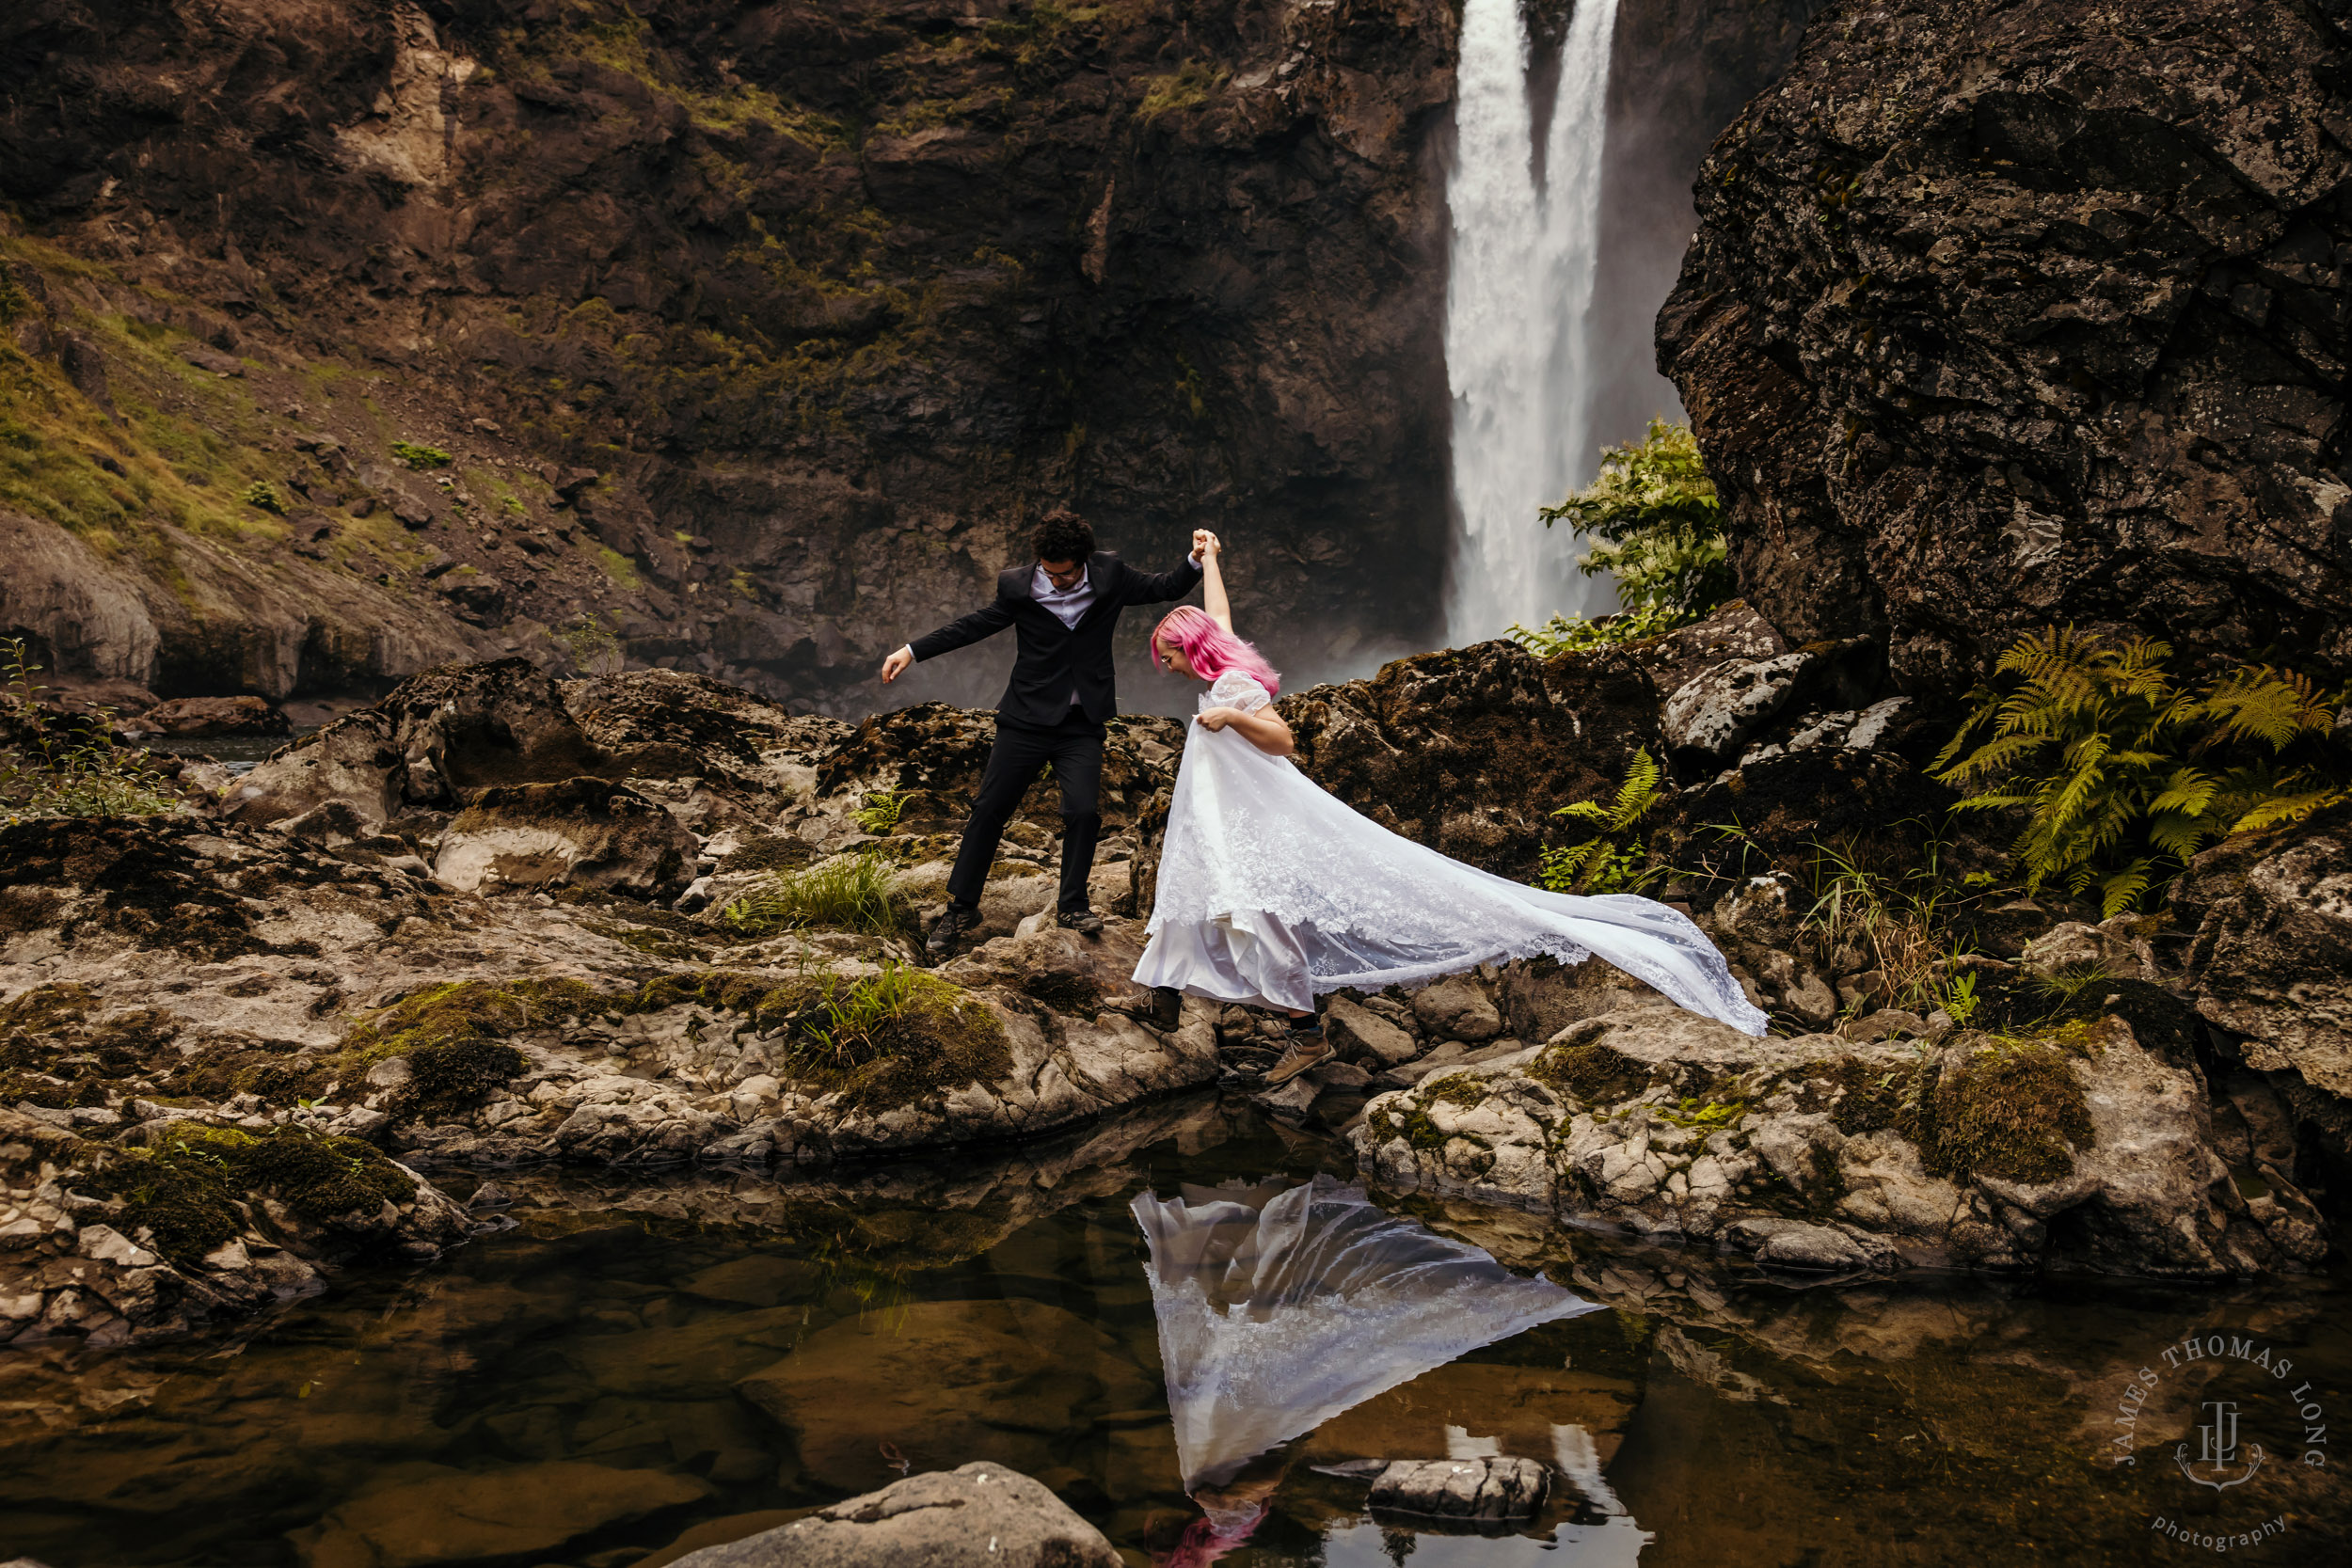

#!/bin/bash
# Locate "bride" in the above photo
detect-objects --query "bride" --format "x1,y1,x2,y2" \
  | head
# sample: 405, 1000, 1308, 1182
1132, 534, 1767, 1085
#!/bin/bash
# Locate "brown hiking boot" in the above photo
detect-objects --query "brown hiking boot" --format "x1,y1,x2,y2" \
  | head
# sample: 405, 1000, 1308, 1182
1263, 1030, 1332, 1087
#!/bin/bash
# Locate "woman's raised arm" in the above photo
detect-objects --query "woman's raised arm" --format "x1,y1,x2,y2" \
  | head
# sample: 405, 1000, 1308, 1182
1200, 532, 1233, 634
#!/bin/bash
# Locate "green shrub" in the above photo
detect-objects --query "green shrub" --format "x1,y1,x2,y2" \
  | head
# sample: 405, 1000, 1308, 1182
0, 637, 179, 825
241, 479, 284, 514
1933, 628, 2348, 914
1513, 420, 1734, 656
722, 852, 902, 936
390, 440, 451, 469
1540, 749, 1670, 895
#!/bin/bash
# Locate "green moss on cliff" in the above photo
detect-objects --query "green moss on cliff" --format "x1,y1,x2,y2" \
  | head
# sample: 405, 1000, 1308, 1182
110, 1124, 419, 1264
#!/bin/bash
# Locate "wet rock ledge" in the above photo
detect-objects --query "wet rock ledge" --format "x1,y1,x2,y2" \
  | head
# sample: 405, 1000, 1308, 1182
1, 661, 1213, 1348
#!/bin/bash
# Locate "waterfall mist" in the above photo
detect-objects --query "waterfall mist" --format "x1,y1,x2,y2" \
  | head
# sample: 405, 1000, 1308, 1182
1443, 0, 1624, 646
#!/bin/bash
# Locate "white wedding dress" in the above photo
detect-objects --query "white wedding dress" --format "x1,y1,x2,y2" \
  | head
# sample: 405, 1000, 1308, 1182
1132, 671, 1768, 1035
1132, 1175, 1595, 1492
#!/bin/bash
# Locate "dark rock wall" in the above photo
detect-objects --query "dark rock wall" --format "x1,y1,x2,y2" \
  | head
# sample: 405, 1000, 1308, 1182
1584, 0, 1820, 453
1, 0, 1458, 710
1660, 0, 2352, 693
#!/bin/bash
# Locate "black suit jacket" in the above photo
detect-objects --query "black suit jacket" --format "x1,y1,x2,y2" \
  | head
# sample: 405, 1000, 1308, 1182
909, 551, 1202, 727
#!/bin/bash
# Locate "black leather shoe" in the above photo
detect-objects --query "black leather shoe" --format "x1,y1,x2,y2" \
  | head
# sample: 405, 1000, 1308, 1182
1056, 909, 1104, 935
926, 906, 976, 961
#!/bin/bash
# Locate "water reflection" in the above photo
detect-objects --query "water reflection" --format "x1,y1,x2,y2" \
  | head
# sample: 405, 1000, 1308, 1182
1, 1099, 2346, 1567
1134, 1175, 1608, 1557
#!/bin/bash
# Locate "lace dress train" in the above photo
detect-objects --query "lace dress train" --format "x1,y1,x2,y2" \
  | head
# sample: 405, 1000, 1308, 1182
1132, 671, 1768, 1036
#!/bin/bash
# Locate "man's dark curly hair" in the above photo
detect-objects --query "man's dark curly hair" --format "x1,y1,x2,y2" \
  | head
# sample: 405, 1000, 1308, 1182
1032, 508, 1095, 563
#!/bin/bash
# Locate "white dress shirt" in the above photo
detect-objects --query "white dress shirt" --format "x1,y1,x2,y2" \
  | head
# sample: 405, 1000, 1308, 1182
1031, 560, 1094, 629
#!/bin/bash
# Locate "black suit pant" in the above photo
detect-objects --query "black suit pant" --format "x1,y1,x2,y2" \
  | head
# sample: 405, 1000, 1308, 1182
946, 708, 1104, 915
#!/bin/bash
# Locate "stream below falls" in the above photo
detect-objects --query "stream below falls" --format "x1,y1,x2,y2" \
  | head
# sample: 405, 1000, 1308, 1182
3, 1093, 2347, 1566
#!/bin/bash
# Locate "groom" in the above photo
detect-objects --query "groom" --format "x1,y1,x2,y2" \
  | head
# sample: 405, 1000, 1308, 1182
881, 508, 1207, 958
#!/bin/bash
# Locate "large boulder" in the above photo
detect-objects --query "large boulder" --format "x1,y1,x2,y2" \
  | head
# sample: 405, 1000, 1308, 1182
225, 658, 604, 829
1279, 639, 1661, 877
1661, 0, 2352, 693
668, 1464, 1119, 1568
2173, 803, 2352, 1098
1354, 997, 2329, 1278
432, 777, 697, 899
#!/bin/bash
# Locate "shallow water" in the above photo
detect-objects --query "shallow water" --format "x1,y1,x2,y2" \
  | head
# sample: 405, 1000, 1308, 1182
3, 1094, 2346, 1567
139, 731, 313, 777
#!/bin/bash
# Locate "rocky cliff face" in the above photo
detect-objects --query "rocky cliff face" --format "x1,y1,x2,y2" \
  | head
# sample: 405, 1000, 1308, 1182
1661, 0, 2352, 693
0, 0, 1456, 710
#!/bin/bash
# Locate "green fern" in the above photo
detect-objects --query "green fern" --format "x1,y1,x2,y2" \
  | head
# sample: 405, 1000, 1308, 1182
1934, 628, 2348, 913
1541, 750, 1672, 895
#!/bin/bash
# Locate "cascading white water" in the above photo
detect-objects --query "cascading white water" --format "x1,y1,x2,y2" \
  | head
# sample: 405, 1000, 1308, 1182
1443, 0, 1624, 644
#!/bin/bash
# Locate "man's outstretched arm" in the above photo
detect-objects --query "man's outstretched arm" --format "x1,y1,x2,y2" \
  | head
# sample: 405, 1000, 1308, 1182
881, 593, 1017, 684
1121, 531, 1212, 605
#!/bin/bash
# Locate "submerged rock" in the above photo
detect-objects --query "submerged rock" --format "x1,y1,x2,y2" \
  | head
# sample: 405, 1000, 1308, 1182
668, 1464, 1120, 1568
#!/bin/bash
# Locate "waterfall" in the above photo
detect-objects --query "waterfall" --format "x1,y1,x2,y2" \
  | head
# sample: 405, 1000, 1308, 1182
1443, 0, 1624, 644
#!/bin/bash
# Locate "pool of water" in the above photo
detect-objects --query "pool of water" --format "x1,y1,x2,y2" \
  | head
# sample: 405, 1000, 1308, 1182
139, 732, 312, 777
3, 1093, 2346, 1566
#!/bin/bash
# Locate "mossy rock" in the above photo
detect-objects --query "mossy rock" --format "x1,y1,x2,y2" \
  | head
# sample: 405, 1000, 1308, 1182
778, 970, 1013, 1112
106, 1124, 421, 1265
1527, 1041, 1651, 1106
1925, 1045, 2093, 1185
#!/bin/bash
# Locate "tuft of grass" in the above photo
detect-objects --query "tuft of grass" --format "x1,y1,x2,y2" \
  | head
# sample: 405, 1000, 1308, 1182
0, 637, 180, 825
389, 440, 451, 469
721, 852, 903, 937
781, 962, 1011, 1109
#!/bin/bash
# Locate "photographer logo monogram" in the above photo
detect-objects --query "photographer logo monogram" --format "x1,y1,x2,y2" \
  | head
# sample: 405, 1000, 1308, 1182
2106, 1327, 2330, 1553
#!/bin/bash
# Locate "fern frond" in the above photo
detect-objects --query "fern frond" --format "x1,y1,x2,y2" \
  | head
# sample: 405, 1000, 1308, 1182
2147, 767, 2217, 819
2099, 860, 2153, 918
2228, 788, 2345, 835
1553, 800, 1611, 823
2201, 665, 2333, 750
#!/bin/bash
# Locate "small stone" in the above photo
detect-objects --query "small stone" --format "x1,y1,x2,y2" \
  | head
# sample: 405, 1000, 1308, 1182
1324, 995, 1419, 1066
1412, 974, 1502, 1041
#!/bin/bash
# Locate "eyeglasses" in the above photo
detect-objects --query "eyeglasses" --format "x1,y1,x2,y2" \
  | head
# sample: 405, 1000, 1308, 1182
1041, 562, 1086, 588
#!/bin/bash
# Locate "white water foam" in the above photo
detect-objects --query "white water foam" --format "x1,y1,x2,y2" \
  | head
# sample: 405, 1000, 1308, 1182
1444, 0, 1625, 644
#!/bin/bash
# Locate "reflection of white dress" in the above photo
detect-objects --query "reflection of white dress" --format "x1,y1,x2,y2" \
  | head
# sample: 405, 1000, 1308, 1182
1132, 671, 1769, 1032
1132, 1175, 1596, 1492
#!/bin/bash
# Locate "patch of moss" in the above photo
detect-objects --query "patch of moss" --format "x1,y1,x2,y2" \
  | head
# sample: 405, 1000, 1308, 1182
110, 1124, 416, 1264
1928, 1045, 2093, 1185
1527, 1040, 1651, 1105
339, 978, 599, 1113
719, 832, 817, 874
1020, 970, 1103, 1017
1422, 1071, 1491, 1109
1813, 1044, 2092, 1185
779, 966, 1011, 1112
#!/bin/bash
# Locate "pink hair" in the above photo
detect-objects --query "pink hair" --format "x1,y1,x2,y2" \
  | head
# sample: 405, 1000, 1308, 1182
1152, 606, 1281, 695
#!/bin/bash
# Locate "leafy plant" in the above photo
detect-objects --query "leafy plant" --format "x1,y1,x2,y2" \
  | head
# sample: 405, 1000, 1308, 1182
721, 852, 902, 937
390, 440, 451, 469
1940, 971, 1979, 1028
1800, 835, 1982, 1018
241, 480, 284, 514
851, 790, 905, 834
1512, 420, 1734, 656
1933, 628, 2348, 915
553, 615, 624, 676
0, 637, 180, 825
1540, 749, 1671, 894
